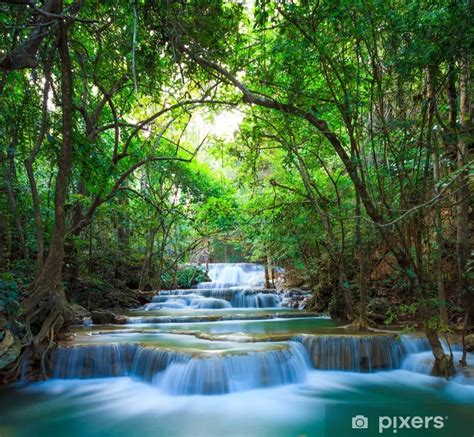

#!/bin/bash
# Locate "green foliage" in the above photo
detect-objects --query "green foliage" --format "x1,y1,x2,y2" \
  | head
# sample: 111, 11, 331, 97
0, 0, 470, 329
173, 266, 209, 289
0, 274, 20, 316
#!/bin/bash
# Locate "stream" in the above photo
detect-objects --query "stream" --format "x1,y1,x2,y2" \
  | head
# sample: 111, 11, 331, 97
0, 263, 473, 436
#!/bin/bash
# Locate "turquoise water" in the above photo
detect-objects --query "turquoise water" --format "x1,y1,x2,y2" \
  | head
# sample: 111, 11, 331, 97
2, 265, 473, 436
1, 370, 473, 437
124, 307, 300, 317
111, 316, 342, 334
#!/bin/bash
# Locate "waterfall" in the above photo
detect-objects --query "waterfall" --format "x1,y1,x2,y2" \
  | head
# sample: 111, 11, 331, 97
158, 342, 310, 395
198, 263, 265, 289
294, 334, 403, 371
398, 336, 465, 376
145, 293, 232, 310
401, 352, 435, 375
49, 342, 310, 394
49, 333, 472, 395
144, 263, 284, 309
293, 334, 453, 372
51, 344, 140, 378
401, 348, 468, 377
131, 347, 190, 382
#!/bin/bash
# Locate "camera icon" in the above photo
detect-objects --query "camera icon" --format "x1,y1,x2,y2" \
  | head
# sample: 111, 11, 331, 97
352, 415, 369, 429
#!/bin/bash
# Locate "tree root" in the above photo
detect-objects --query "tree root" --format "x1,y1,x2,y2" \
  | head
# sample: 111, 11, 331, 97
1, 289, 67, 383
425, 328, 455, 378
349, 317, 370, 332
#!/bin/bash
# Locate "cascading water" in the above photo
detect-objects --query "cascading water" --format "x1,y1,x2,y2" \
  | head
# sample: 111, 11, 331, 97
49, 342, 310, 395
157, 342, 309, 395
144, 263, 284, 309
198, 263, 265, 289
50, 334, 466, 388
294, 334, 403, 371
7, 262, 474, 435
293, 334, 440, 372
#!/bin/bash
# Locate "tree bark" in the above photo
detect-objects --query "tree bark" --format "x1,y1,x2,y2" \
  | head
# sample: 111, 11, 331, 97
0, 205, 8, 272
291, 151, 354, 319
355, 191, 368, 329
264, 256, 271, 289
425, 328, 454, 377
23, 18, 74, 325
457, 9, 474, 363
139, 227, 157, 291
428, 67, 449, 326
433, 143, 448, 325
24, 63, 52, 273
1, 157, 28, 260
0, 0, 61, 70
457, 36, 472, 323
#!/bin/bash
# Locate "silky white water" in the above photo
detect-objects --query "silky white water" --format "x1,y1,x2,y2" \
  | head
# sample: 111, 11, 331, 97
2, 263, 473, 436
144, 263, 283, 309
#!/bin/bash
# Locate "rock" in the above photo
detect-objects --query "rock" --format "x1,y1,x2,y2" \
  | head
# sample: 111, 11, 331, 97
465, 334, 474, 352
368, 297, 390, 315
64, 303, 91, 325
0, 329, 21, 370
91, 310, 127, 325
57, 331, 76, 342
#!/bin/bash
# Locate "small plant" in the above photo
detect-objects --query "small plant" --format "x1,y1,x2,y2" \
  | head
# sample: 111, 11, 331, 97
0, 273, 21, 317
384, 308, 398, 326
174, 266, 210, 289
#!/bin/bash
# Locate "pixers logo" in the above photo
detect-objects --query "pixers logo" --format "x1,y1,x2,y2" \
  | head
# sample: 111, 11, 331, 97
378, 415, 447, 434
350, 415, 448, 433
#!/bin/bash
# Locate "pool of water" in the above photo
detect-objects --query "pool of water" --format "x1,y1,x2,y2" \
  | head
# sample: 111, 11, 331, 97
1, 370, 473, 437
3, 264, 473, 436
80, 316, 343, 335
71, 331, 295, 353
124, 307, 301, 318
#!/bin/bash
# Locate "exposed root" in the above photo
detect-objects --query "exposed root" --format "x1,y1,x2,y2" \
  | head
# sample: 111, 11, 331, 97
426, 328, 455, 378
350, 317, 370, 332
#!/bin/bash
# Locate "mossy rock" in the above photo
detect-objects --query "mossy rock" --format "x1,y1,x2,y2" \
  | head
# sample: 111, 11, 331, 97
465, 334, 474, 352
64, 303, 91, 325
0, 329, 21, 370
91, 310, 127, 325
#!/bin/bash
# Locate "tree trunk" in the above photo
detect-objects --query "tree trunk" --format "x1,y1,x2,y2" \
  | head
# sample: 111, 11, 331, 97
292, 151, 354, 319
139, 227, 157, 291
1, 156, 28, 260
24, 159, 44, 271
114, 192, 130, 282
24, 66, 52, 273
427, 67, 449, 326
355, 191, 368, 329
0, 0, 60, 70
267, 254, 274, 288
457, 9, 474, 365
264, 256, 271, 289
433, 142, 448, 325
425, 328, 454, 377
0, 206, 8, 272
457, 32, 472, 325
23, 18, 74, 333
155, 223, 172, 292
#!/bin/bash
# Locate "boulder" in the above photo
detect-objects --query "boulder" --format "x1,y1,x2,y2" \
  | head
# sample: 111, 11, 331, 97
64, 303, 91, 325
368, 297, 390, 315
91, 310, 127, 325
465, 334, 474, 352
0, 329, 21, 370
